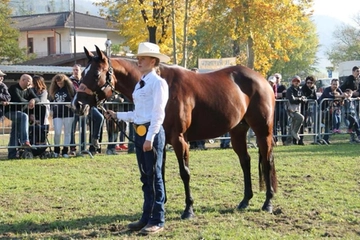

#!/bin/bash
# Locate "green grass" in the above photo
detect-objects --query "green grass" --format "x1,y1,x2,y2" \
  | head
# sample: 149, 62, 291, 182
0, 141, 360, 239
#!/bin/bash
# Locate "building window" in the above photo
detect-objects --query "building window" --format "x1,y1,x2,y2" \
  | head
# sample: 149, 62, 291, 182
28, 38, 33, 54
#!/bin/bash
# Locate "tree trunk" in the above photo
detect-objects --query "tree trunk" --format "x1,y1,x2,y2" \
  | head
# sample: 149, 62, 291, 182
181, 0, 189, 68
171, 0, 177, 64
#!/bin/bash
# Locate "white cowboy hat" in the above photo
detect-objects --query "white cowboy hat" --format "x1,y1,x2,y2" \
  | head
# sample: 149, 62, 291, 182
0, 70, 6, 76
136, 42, 170, 63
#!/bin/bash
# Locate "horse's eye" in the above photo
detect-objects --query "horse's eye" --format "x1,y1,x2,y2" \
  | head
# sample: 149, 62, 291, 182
95, 71, 101, 81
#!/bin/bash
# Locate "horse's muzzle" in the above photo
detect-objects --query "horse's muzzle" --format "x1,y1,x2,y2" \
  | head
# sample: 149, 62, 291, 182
72, 93, 91, 116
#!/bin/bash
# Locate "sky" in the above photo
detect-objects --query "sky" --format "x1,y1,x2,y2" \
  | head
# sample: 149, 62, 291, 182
312, 0, 360, 75
313, 0, 360, 25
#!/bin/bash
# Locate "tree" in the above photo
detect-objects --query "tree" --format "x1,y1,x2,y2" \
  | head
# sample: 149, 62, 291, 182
97, 0, 318, 76
0, 0, 28, 63
269, 18, 319, 80
326, 13, 360, 68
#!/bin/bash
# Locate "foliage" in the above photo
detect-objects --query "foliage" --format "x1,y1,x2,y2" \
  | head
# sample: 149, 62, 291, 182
269, 18, 319, 80
96, 0, 318, 77
326, 13, 360, 68
0, 141, 359, 239
0, 0, 28, 63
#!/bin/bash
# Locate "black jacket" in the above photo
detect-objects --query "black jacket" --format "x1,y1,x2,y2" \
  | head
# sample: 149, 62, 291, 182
5, 83, 39, 113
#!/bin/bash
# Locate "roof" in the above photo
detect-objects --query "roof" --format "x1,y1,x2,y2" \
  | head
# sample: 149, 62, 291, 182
0, 65, 73, 75
18, 52, 90, 66
11, 11, 118, 32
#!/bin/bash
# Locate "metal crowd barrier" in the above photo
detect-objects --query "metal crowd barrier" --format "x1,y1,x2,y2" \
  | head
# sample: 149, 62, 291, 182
0, 101, 135, 160
1, 98, 359, 159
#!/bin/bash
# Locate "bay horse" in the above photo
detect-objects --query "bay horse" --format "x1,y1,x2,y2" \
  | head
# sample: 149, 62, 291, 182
72, 46, 277, 218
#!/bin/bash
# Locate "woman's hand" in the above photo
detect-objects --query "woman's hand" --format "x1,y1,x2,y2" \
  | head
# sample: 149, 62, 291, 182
104, 110, 116, 120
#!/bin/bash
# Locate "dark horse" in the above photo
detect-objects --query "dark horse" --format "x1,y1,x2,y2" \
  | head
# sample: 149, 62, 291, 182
72, 46, 277, 218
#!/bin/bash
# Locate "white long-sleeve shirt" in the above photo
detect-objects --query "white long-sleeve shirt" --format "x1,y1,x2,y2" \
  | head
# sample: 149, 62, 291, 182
116, 69, 169, 142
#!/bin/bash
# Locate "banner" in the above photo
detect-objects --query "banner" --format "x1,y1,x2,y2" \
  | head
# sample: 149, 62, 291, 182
198, 57, 236, 70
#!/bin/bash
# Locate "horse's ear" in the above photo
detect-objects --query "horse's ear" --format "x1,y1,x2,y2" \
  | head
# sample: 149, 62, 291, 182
84, 47, 93, 60
95, 45, 106, 61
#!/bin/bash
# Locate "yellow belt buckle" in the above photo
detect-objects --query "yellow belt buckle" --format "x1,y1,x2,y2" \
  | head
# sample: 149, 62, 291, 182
136, 125, 147, 136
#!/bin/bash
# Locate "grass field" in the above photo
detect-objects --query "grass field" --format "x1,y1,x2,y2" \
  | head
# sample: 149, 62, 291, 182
0, 139, 359, 239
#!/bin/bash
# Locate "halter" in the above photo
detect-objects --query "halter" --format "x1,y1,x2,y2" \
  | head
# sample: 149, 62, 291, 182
92, 56, 121, 106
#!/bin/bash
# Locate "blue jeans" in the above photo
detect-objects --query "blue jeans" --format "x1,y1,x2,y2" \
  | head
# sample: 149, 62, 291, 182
135, 125, 165, 227
220, 132, 231, 148
332, 112, 341, 130
5, 111, 29, 159
70, 114, 86, 151
89, 107, 104, 140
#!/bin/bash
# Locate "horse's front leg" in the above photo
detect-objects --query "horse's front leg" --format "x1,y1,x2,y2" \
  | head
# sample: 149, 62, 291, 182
171, 135, 195, 219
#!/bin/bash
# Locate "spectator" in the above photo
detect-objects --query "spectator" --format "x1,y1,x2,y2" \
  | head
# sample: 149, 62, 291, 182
220, 132, 231, 149
340, 66, 360, 96
343, 89, 360, 143
88, 106, 104, 155
189, 67, 206, 150
0, 70, 11, 120
301, 76, 317, 142
106, 93, 127, 155
49, 74, 75, 158
4, 74, 39, 159
268, 75, 277, 97
317, 79, 347, 144
274, 73, 288, 145
32, 75, 50, 127
69, 64, 86, 156
286, 76, 306, 145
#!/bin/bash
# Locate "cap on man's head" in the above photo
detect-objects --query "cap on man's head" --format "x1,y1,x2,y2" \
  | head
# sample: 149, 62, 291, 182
292, 75, 301, 82
0, 70, 6, 76
268, 76, 276, 83
274, 73, 282, 79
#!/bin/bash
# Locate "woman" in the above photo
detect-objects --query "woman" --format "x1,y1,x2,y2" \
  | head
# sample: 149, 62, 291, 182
105, 42, 169, 235
32, 75, 50, 126
49, 74, 75, 158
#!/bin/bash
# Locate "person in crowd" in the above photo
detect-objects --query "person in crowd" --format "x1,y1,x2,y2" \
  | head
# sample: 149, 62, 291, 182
31, 75, 50, 127
268, 75, 277, 97
88, 106, 104, 155
188, 67, 207, 150
286, 76, 306, 145
69, 64, 86, 156
331, 91, 343, 133
104, 42, 169, 235
274, 73, 288, 145
340, 66, 360, 96
317, 78, 348, 144
343, 89, 360, 143
0, 70, 11, 120
300, 76, 317, 142
4, 74, 39, 159
105, 93, 127, 155
49, 74, 75, 158
220, 132, 231, 149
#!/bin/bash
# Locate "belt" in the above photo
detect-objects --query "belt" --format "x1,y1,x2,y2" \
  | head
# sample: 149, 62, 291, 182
133, 122, 150, 136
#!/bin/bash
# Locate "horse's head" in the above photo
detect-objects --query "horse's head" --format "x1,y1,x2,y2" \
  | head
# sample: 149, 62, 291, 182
72, 45, 115, 116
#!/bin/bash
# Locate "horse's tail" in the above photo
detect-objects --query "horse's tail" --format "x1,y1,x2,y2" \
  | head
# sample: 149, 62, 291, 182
258, 140, 278, 193
258, 153, 265, 191
162, 145, 167, 203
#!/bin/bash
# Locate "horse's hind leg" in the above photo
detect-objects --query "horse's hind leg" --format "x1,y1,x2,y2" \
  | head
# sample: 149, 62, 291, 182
171, 134, 195, 219
256, 134, 277, 213
230, 122, 253, 210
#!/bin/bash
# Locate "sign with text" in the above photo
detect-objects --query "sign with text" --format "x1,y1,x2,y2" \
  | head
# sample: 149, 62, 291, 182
198, 57, 236, 70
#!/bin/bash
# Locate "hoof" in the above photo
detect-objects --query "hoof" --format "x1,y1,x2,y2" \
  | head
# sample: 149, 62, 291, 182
237, 200, 249, 210
261, 203, 273, 213
181, 211, 195, 219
